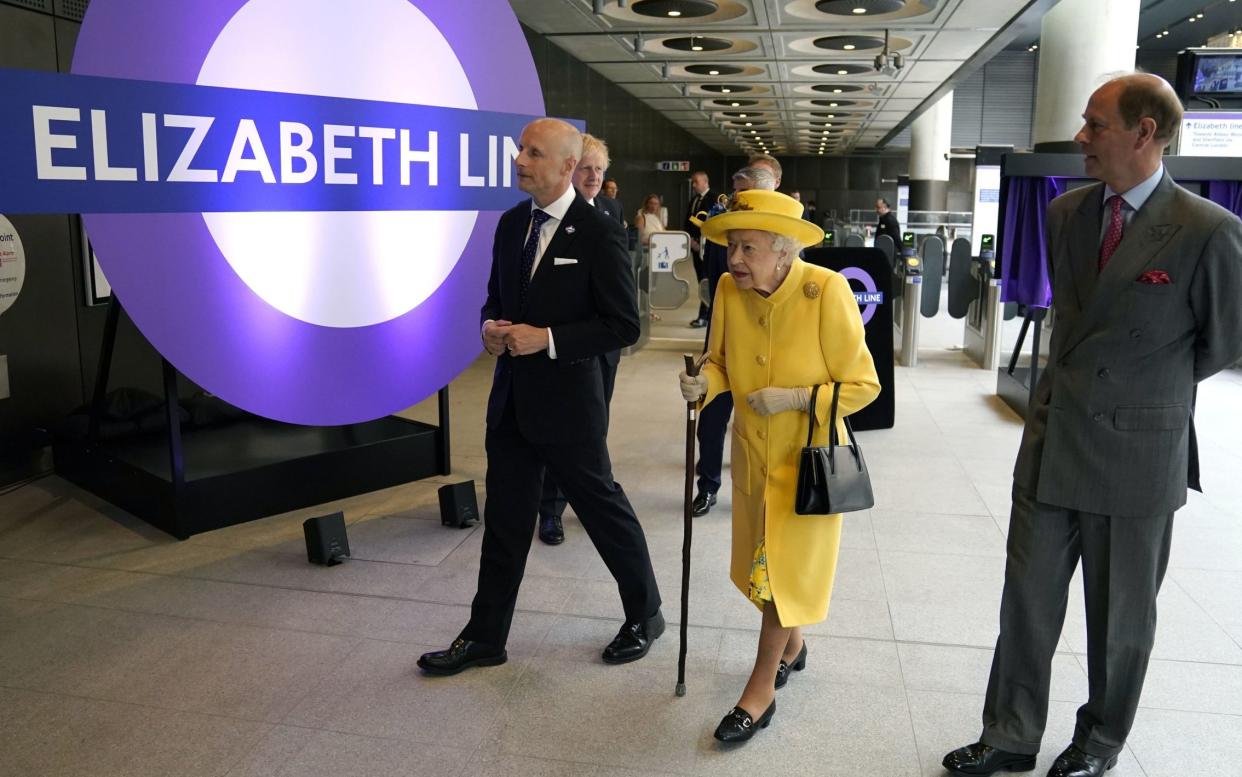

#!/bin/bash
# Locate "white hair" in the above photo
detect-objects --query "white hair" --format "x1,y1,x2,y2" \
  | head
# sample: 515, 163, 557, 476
731, 165, 777, 191
769, 232, 801, 258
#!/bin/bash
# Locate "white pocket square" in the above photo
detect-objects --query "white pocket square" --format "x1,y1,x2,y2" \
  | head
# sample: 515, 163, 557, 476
553, 257, 578, 266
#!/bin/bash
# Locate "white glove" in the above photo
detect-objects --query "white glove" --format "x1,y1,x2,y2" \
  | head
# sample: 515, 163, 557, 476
679, 371, 708, 402
746, 386, 811, 416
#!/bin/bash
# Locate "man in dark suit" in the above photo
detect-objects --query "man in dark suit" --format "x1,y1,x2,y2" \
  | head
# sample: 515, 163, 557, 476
685, 170, 716, 328
602, 177, 626, 227
537, 132, 624, 545
875, 197, 901, 246
944, 74, 1242, 777
417, 119, 663, 675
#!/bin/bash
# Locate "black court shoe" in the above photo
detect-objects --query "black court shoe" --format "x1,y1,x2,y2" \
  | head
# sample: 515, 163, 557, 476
942, 742, 1036, 776
538, 513, 564, 545
713, 700, 775, 743
774, 640, 807, 689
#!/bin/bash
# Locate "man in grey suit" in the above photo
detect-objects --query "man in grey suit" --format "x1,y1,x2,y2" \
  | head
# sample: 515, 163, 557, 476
944, 74, 1242, 777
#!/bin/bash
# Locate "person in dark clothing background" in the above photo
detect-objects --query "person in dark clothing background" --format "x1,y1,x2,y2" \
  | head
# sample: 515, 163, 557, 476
685, 171, 716, 328
875, 197, 902, 246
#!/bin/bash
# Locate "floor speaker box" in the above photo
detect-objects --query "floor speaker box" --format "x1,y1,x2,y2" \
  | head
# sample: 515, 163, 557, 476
303, 511, 349, 565
438, 481, 479, 528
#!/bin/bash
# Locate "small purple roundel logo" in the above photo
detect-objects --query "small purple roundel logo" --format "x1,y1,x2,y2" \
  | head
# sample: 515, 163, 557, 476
66, 0, 545, 425
839, 267, 884, 326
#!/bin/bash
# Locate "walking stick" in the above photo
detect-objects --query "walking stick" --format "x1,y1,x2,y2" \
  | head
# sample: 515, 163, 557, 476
676, 353, 701, 697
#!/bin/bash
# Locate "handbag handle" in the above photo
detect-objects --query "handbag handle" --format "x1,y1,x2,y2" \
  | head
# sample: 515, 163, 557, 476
806, 382, 860, 455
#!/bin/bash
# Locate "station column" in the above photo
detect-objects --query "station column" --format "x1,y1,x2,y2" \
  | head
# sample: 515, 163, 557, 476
909, 91, 953, 211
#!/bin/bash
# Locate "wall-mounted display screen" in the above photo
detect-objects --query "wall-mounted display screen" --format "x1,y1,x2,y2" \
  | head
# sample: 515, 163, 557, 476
1177, 49, 1242, 98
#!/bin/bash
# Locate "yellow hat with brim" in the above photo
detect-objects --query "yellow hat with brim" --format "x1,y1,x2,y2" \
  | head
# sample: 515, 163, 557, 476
700, 189, 824, 248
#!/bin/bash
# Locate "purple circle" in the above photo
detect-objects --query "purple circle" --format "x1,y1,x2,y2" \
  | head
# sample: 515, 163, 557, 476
72, 0, 544, 425
838, 266, 879, 325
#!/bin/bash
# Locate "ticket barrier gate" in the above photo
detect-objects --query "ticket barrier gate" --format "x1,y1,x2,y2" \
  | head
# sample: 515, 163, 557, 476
946, 235, 1016, 370
875, 233, 896, 271
891, 234, 944, 367
647, 231, 693, 311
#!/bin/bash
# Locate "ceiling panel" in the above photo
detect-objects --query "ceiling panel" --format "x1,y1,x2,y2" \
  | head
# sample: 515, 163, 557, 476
512, 0, 1040, 153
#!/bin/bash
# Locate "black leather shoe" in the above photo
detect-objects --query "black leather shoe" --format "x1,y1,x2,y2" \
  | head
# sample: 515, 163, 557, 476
942, 742, 1036, 776
689, 318, 707, 328
1047, 745, 1117, 777
416, 638, 507, 676
538, 513, 564, 545
691, 491, 717, 517
774, 640, 807, 689
714, 700, 775, 743
602, 610, 665, 664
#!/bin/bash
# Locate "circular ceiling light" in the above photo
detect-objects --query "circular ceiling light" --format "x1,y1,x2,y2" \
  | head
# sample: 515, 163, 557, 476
812, 84, 862, 93
702, 83, 750, 93
686, 63, 744, 76
810, 99, 855, 107
812, 63, 870, 76
714, 98, 757, 107
664, 35, 733, 52
730, 119, 766, 126
815, 0, 906, 16
632, 0, 720, 19
809, 111, 851, 118
814, 35, 886, 52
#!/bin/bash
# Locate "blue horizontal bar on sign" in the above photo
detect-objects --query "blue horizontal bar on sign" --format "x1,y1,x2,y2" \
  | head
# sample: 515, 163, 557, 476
0, 67, 555, 214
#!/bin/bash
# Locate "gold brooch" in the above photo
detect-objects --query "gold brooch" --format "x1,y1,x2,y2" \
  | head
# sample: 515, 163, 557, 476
803, 282, 821, 299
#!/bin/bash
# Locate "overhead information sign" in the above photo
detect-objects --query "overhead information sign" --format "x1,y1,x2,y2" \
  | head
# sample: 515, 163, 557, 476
1179, 111, 1242, 157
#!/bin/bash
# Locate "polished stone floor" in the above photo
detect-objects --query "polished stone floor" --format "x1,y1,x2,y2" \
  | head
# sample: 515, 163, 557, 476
2, 318, 1240, 777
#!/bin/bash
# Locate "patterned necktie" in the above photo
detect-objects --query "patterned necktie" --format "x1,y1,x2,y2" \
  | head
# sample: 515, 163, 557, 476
1098, 194, 1125, 271
521, 209, 552, 302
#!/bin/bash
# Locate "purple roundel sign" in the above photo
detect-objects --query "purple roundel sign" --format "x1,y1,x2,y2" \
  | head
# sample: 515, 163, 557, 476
65, 0, 545, 425
838, 267, 883, 325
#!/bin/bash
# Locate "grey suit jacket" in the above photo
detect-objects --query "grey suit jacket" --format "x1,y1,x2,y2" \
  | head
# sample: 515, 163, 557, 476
1013, 173, 1242, 516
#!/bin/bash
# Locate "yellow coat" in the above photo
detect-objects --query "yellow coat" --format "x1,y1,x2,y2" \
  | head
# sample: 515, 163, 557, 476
701, 259, 881, 627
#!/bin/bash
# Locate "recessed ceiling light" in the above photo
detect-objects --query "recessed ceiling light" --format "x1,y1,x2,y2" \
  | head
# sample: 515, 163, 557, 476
745, 122, 753, 126
833, 88, 843, 93
721, 87, 731, 93
1189, 16, 1196, 22
829, 102, 839, 106
853, 7, 867, 13
1197, 12, 1204, 18
731, 101, 740, 106
668, 10, 681, 16
692, 44, 704, 51
837, 69, 849, 75
708, 69, 720, 75
843, 44, 856, 50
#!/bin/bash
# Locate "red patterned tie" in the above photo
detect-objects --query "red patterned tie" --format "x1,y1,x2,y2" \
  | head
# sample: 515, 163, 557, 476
1098, 194, 1125, 271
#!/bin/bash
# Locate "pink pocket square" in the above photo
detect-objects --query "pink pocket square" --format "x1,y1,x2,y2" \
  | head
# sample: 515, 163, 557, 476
1137, 270, 1172, 285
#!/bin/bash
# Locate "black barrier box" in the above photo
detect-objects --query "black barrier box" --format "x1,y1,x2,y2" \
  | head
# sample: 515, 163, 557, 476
803, 247, 896, 431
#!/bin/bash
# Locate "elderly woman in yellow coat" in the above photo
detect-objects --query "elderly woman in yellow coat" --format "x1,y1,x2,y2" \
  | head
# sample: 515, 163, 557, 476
678, 189, 881, 744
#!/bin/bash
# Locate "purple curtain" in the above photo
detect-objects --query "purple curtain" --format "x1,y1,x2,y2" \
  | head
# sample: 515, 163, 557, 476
999, 176, 1062, 308
1207, 181, 1242, 218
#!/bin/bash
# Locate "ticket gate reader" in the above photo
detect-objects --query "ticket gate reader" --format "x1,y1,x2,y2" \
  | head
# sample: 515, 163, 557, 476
892, 232, 923, 367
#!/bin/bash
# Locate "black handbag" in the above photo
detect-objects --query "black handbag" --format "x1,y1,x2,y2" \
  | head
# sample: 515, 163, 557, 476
794, 383, 874, 515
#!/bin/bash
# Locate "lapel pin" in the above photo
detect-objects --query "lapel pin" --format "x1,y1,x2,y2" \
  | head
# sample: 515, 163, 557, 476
565, 225, 576, 235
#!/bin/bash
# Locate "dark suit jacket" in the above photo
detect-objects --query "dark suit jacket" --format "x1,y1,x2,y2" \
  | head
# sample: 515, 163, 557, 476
482, 193, 639, 444
685, 188, 717, 245
1013, 173, 1242, 516
876, 211, 901, 245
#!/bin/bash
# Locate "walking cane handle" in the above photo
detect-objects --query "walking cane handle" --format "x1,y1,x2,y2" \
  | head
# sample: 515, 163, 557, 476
683, 354, 699, 377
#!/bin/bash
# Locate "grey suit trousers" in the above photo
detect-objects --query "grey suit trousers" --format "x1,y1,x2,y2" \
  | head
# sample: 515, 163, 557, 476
980, 485, 1174, 759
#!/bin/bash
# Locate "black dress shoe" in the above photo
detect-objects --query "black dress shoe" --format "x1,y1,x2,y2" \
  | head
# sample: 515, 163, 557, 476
691, 491, 717, 517
416, 638, 507, 676
713, 700, 775, 743
1047, 745, 1118, 777
942, 742, 1036, 776
774, 640, 807, 689
689, 318, 707, 329
538, 513, 564, 545
602, 610, 665, 664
